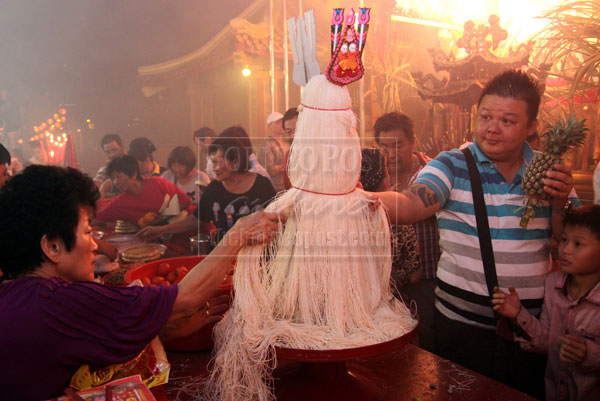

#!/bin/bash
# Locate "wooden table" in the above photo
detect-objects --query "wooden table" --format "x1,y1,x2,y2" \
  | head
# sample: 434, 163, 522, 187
154, 344, 538, 401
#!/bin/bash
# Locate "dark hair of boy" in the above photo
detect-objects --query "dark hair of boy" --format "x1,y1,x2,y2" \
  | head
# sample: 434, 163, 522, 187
564, 204, 600, 240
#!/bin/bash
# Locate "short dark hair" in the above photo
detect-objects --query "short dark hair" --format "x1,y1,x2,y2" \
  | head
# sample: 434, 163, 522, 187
219, 126, 253, 154
0, 165, 99, 278
0, 143, 11, 165
282, 107, 299, 127
373, 112, 415, 144
360, 148, 387, 192
128, 137, 156, 162
107, 154, 142, 181
208, 136, 250, 173
100, 133, 122, 148
167, 146, 196, 175
477, 69, 542, 123
193, 127, 216, 141
564, 204, 600, 241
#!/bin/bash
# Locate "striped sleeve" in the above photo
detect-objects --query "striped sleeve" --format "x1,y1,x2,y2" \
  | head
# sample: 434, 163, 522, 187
414, 151, 458, 207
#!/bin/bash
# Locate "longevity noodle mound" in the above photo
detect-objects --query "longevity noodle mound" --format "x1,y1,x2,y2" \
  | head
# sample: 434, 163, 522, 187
205, 75, 417, 401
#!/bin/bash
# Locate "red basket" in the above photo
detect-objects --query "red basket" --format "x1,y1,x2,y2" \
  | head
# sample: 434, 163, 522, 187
124, 256, 205, 285
124, 256, 233, 352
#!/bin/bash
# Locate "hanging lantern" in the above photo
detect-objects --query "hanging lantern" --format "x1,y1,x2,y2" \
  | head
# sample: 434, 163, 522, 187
47, 118, 54, 125
41, 123, 47, 129
53, 113, 59, 120
59, 108, 67, 115
60, 116, 66, 123
33, 126, 39, 133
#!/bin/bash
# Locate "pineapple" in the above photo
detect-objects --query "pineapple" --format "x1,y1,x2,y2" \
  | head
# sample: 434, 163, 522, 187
520, 115, 587, 227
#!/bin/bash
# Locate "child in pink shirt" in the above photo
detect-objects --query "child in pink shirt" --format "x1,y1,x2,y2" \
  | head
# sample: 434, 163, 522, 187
493, 205, 600, 401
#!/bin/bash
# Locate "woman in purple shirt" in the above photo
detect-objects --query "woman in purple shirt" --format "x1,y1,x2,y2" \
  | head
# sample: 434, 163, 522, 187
0, 165, 281, 400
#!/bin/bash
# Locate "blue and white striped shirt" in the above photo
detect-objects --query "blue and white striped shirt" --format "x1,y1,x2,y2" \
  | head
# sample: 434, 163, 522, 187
415, 141, 579, 329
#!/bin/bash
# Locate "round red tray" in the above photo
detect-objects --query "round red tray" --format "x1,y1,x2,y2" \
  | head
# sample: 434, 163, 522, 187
274, 324, 418, 401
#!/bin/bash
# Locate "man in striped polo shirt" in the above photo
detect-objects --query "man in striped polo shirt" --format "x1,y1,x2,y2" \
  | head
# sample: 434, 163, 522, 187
377, 70, 579, 398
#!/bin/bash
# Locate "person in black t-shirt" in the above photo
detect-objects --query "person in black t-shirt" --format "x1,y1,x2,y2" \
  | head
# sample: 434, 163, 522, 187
137, 133, 276, 243
196, 135, 276, 243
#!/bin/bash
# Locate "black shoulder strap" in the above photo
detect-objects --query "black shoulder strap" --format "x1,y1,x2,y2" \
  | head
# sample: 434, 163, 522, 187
461, 148, 499, 307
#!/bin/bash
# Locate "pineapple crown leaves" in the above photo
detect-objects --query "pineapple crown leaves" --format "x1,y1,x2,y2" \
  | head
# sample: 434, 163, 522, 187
542, 115, 588, 155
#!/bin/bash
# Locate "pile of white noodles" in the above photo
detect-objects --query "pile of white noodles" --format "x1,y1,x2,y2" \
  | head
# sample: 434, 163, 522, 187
204, 75, 417, 401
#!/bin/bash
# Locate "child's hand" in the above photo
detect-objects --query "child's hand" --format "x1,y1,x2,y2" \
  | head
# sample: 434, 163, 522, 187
491, 286, 521, 319
559, 335, 587, 365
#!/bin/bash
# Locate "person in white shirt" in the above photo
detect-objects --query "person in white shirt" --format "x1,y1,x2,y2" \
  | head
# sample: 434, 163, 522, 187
161, 146, 210, 203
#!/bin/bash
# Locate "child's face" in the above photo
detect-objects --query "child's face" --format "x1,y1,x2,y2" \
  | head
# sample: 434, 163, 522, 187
559, 225, 600, 276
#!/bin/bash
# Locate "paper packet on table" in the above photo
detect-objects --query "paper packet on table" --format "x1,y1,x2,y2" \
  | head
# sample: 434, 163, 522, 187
53, 374, 156, 401
69, 337, 170, 391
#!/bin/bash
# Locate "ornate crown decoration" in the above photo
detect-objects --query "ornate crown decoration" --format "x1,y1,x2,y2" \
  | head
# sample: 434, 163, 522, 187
326, 8, 370, 86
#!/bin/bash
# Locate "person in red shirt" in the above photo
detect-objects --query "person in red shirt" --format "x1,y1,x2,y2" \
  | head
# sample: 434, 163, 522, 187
95, 155, 195, 223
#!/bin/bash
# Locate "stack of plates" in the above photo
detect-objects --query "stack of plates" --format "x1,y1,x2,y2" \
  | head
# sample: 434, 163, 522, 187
105, 234, 140, 247
119, 243, 166, 263
115, 220, 139, 234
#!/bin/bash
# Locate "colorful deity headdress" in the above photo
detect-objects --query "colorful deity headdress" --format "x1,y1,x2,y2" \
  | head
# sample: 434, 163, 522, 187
326, 8, 370, 86
288, 7, 370, 88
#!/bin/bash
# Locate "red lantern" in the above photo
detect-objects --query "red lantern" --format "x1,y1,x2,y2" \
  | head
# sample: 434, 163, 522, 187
59, 108, 67, 115
60, 116, 66, 123
53, 114, 59, 120
55, 122, 62, 129
41, 123, 47, 129
49, 126, 55, 132
47, 118, 54, 125
33, 126, 39, 133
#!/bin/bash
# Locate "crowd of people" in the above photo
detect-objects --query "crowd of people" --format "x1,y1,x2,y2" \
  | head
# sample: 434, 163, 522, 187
0, 69, 599, 401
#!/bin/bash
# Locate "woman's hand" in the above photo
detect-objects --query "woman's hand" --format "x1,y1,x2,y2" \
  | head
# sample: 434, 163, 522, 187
222, 211, 284, 249
160, 292, 230, 341
544, 164, 573, 210
491, 286, 522, 320
559, 335, 588, 365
